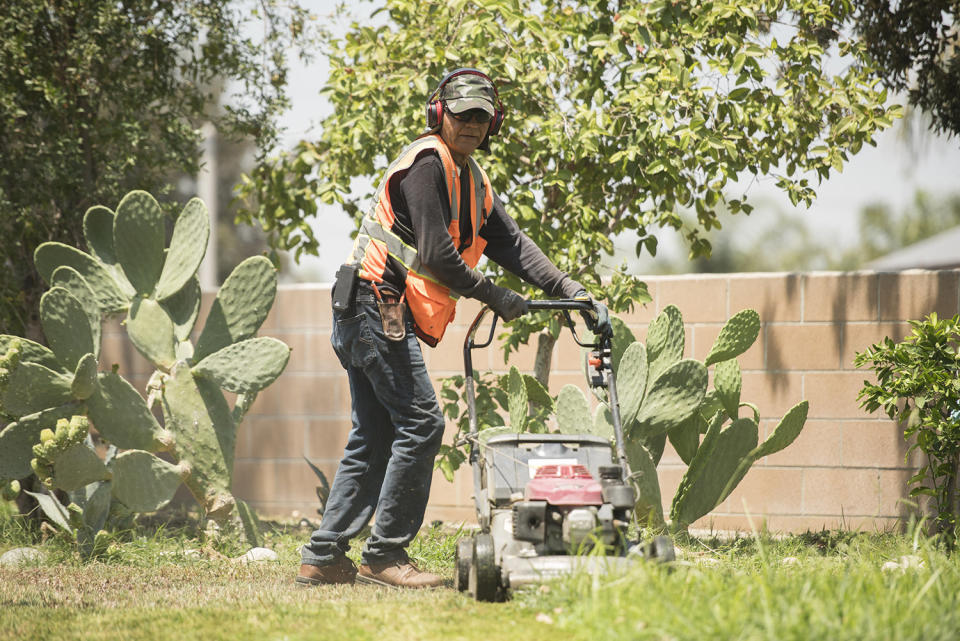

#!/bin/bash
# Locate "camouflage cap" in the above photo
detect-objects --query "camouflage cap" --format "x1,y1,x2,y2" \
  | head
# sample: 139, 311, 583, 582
440, 73, 497, 116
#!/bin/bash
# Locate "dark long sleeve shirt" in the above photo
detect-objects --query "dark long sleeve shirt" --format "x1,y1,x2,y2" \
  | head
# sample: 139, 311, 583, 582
381, 153, 580, 299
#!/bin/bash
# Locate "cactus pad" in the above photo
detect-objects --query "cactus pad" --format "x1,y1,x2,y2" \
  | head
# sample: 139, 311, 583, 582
633, 359, 707, 438
50, 266, 101, 357
126, 298, 177, 369
30, 416, 93, 488
616, 341, 648, 427
0, 336, 64, 373
41, 287, 97, 371
86, 372, 166, 451
161, 362, 235, 515
0, 404, 78, 480
646, 305, 685, 384
523, 375, 554, 412
756, 400, 809, 458
83, 206, 136, 298
71, 353, 99, 400
507, 366, 527, 431
114, 190, 167, 296
624, 438, 664, 526
704, 309, 760, 366
592, 404, 615, 439
555, 384, 592, 434
34, 242, 131, 313
670, 410, 724, 518
192, 337, 291, 394
610, 316, 637, 374
672, 417, 758, 526
713, 358, 742, 419
668, 415, 701, 465
49, 442, 111, 492
83, 206, 118, 264
71, 480, 113, 534
193, 256, 277, 362
109, 450, 186, 512
1, 362, 74, 418
155, 198, 210, 301
161, 276, 202, 342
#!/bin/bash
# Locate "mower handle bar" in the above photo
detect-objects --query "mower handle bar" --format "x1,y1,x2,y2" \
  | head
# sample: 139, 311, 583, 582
463, 299, 600, 368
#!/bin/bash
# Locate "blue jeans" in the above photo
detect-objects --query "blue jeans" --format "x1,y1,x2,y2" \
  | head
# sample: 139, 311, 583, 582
301, 294, 445, 567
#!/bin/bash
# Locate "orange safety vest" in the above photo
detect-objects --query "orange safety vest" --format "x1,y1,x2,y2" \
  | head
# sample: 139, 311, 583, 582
346, 134, 494, 346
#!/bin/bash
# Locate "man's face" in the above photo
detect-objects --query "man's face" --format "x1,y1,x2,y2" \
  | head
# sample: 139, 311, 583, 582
440, 106, 490, 160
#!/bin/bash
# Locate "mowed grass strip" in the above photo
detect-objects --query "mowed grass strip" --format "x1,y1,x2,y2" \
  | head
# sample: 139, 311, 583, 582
3, 510, 960, 641
0, 562, 555, 641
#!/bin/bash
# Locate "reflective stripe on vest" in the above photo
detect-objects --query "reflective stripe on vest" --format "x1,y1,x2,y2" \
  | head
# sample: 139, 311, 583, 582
346, 134, 493, 346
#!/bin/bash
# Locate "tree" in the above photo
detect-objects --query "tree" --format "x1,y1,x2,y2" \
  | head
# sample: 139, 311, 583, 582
0, 0, 313, 339
832, 191, 960, 268
849, 1, 960, 138
657, 207, 827, 274
241, 0, 899, 369
645, 189, 960, 274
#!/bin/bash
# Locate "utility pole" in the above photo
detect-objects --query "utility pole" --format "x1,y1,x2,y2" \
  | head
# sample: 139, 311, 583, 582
198, 121, 218, 289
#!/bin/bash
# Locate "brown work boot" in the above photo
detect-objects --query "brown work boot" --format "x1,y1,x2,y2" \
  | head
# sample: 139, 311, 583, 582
296, 556, 357, 586
356, 556, 443, 589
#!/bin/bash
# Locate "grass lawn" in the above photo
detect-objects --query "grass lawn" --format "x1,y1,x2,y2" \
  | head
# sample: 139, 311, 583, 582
2, 501, 960, 641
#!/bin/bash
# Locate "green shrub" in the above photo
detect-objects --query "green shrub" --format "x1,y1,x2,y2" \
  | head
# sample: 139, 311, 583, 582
855, 313, 960, 540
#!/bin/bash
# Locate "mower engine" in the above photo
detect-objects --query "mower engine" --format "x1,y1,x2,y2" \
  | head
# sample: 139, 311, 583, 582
513, 463, 635, 554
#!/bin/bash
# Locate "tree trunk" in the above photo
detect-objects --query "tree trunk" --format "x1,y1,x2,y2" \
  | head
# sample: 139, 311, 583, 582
533, 329, 557, 388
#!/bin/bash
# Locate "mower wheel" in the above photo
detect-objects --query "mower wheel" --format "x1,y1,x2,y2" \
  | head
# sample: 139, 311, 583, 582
454, 537, 473, 592
469, 533, 499, 602
646, 535, 676, 563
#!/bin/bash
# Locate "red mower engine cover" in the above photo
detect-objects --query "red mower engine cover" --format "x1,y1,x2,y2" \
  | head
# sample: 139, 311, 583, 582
524, 464, 603, 505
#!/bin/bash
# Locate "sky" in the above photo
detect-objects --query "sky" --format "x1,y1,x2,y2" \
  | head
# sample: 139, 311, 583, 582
271, 2, 960, 282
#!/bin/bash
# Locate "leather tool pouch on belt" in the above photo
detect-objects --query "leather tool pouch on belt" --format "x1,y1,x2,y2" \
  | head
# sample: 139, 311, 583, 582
372, 283, 406, 341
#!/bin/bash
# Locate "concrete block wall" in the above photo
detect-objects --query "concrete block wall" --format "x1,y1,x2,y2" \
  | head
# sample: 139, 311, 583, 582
102, 270, 960, 532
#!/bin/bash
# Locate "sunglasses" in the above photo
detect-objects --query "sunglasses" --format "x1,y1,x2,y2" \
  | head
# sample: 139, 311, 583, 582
445, 106, 493, 124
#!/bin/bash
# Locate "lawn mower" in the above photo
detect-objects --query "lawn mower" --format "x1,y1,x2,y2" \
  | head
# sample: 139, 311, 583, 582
454, 299, 674, 602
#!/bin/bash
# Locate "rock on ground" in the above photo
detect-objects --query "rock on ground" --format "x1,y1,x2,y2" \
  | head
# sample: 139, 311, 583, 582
0, 547, 46, 566
235, 547, 279, 564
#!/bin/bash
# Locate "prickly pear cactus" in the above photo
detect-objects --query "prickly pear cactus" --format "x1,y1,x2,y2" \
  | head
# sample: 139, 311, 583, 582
579, 304, 809, 532
507, 366, 528, 432
704, 309, 760, 366
0, 189, 289, 541
556, 384, 592, 434
31, 416, 105, 491
646, 305, 684, 384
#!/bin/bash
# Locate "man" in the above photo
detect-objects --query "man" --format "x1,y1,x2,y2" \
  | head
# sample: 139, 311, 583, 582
297, 68, 607, 589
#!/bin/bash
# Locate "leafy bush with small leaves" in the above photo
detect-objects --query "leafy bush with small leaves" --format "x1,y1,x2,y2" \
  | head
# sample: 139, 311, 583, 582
855, 313, 960, 540
436, 368, 554, 481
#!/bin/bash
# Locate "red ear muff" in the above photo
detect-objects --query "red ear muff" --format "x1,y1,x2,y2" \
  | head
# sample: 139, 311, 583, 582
426, 99, 444, 129
426, 68, 504, 141
487, 109, 504, 136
